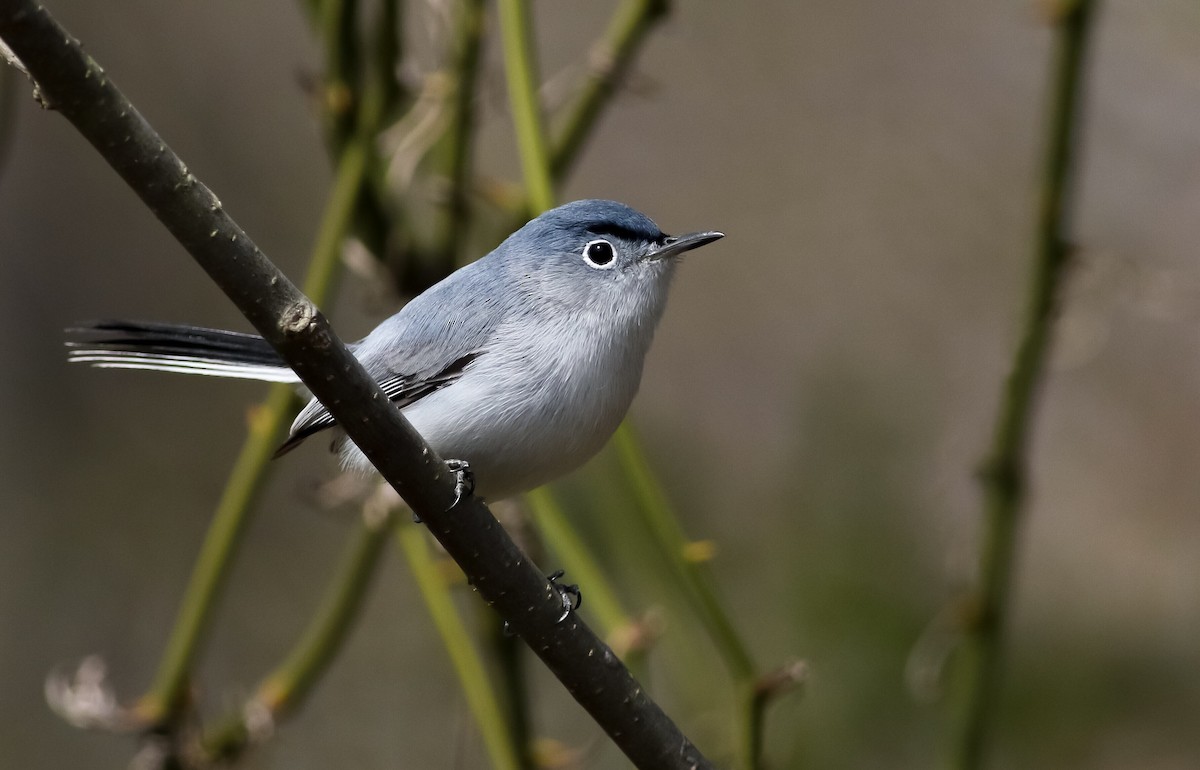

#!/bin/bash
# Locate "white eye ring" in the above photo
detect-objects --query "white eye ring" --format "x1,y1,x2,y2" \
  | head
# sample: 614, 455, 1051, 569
582, 239, 618, 269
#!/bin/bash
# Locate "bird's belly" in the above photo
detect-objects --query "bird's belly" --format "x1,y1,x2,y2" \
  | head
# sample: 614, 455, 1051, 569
401, 351, 640, 500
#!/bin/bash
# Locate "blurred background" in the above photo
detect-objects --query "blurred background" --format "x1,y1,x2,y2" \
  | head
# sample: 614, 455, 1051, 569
2, 1, 1199, 768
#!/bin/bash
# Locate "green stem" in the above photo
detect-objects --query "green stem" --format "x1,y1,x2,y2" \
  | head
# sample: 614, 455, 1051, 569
353, 0, 405, 263
497, 0, 554, 213
371, 0, 403, 123
490, 0, 667, 230
202, 510, 394, 761
496, 0, 740, 755
613, 425, 755, 678
549, 0, 667, 180
492, 623, 536, 770
135, 115, 374, 726
135, 385, 296, 722
259, 512, 393, 710
297, 0, 321, 25
320, 0, 362, 150
611, 424, 760, 770
741, 681, 761, 770
496, 0, 709, 758
396, 525, 522, 770
951, 3, 1098, 769
746, 662, 807, 770
428, 0, 487, 272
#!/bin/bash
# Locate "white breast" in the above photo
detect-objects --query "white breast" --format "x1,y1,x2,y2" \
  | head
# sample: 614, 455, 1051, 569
400, 280, 668, 499
335, 263, 675, 499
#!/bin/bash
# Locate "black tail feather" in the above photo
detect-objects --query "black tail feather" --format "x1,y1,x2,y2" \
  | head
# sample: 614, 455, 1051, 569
66, 320, 284, 368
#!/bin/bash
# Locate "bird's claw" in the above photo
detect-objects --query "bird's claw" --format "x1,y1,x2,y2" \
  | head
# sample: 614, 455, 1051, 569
445, 459, 474, 510
500, 569, 583, 636
547, 569, 582, 623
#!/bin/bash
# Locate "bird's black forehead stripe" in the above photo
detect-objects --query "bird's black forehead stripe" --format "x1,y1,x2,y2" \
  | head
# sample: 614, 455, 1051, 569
586, 221, 665, 243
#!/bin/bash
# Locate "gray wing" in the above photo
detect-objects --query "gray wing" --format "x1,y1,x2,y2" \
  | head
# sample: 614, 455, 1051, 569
273, 257, 508, 457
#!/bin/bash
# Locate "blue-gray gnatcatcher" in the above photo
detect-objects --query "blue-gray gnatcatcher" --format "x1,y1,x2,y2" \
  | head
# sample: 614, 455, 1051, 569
68, 199, 723, 501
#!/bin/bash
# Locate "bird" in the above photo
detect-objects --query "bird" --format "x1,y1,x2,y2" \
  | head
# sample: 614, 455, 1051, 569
67, 199, 723, 501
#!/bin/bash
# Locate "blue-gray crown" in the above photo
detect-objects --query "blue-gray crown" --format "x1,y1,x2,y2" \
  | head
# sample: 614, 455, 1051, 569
527, 199, 666, 245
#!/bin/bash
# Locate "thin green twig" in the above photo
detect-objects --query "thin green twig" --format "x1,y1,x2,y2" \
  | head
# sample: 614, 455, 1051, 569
257, 514, 392, 710
201, 509, 395, 761
491, 623, 536, 770
951, 2, 1098, 768
549, 0, 667, 180
611, 425, 765, 770
613, 426, 754, 677
396, 524, 523, 770
489, 0, 626, 641
497, 0, 554, 213
320, 0, 362, 150
370, 0, 403, 122
353, 0, 405, 262
526, 486, 657, 683
135, 386, 297, 723
427, 0, 487, 273
494, 0, 668, 229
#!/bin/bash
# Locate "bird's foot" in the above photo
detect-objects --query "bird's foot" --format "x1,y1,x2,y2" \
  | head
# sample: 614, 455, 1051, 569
501, 570, 583, 636
547, 569, 582, 623
446, 459, 474, 510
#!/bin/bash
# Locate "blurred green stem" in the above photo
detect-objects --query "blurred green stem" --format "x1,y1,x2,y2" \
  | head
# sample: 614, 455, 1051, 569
613, 426, 754, 677
354, 0, 405, 262
396, 524, 523, 770
422, 0, 487, 284
202, 509, 394, 760
370, 0, 403, 125
257, 513, 392, 711
497, 0, 555, 212
549, 0, 668, 180
135, 71, 381, 726
612, 425, 762, 769
493, 4, 555, 756
496, 0, 668, 227
951, 2, 1097, 769
492, 623, 535, 770
320, 0, 362, 149
135, 386, 296, 723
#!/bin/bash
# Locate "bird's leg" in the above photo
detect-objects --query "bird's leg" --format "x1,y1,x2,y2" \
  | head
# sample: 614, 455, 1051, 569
411, 459, 474, 522
445, 459, 475, 510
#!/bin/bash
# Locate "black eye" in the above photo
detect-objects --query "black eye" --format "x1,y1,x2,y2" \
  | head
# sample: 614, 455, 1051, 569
582, 239, 616, 268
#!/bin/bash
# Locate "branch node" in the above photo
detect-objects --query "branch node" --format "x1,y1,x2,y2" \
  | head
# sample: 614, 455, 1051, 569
280, 301, 318, 337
